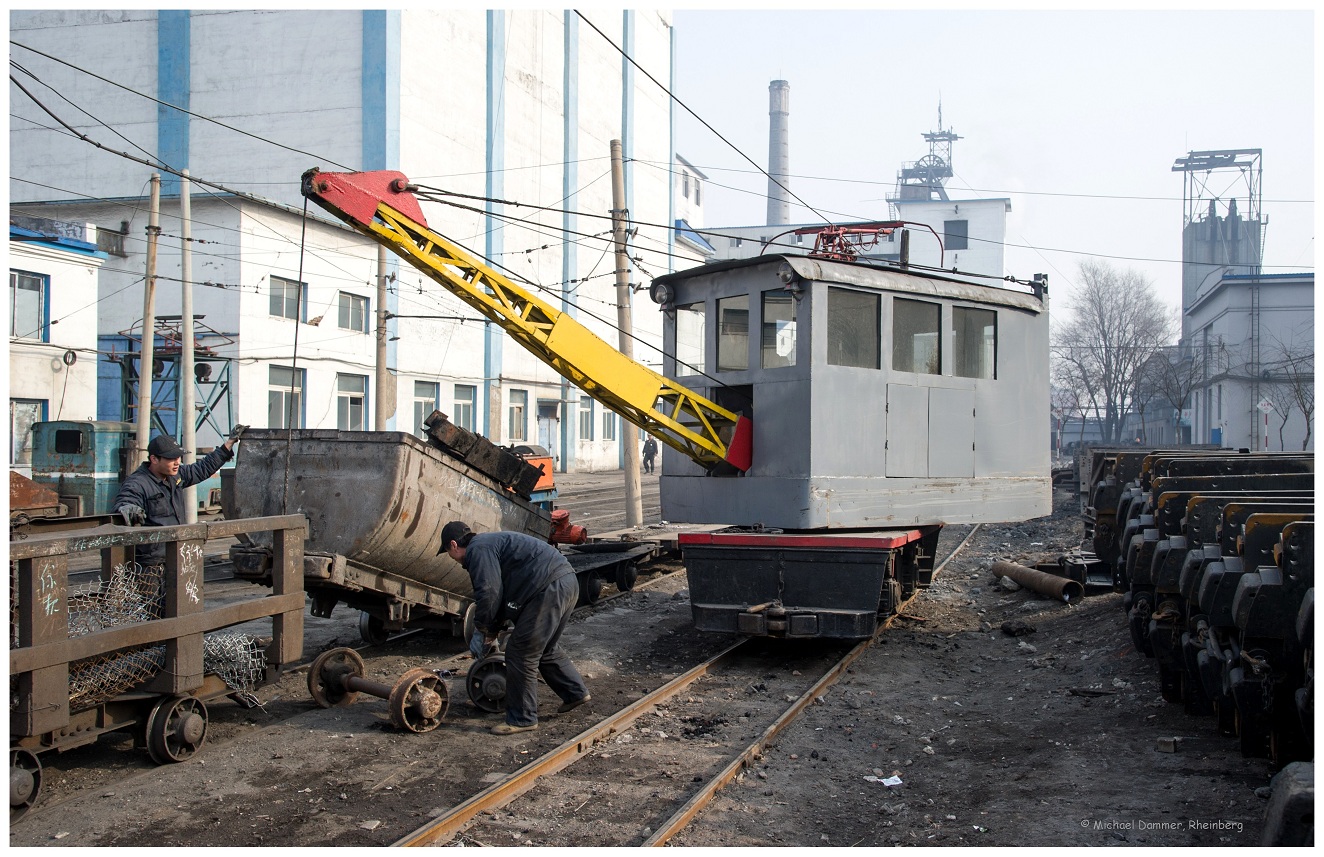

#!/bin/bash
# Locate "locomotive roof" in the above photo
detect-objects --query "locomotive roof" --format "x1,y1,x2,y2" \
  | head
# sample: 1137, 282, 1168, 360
653, 253, 1045, 314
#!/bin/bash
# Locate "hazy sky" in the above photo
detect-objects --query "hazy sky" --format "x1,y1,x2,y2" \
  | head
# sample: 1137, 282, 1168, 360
671, 8, 1315, 318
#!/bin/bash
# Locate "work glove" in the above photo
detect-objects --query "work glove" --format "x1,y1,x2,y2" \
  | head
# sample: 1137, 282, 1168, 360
228, 424, 249, 442
469, 629, 487, 658
117, 504, 147, 526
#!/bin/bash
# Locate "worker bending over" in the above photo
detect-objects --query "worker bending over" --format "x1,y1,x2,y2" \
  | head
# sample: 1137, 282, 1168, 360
440, 521, 591, 735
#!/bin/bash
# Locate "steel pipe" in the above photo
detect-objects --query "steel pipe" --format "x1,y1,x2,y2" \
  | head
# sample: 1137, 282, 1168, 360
993, 560, 1084, 603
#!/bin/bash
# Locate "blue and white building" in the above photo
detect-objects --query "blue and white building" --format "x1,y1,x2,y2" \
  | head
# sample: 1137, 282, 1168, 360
10, 9, 685, 472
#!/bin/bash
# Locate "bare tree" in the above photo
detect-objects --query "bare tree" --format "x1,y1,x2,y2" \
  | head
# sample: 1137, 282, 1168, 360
1051, 384, 1087, 452
1051, 261, 1176, 443
1261, 382, 1296, 451
1144, 343, 1202, 444
1263, 328, 1315, 450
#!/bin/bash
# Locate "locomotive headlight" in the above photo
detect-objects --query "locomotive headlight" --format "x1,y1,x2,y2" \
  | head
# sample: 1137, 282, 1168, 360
777, 260, 802, 295
649, 282, 674, 306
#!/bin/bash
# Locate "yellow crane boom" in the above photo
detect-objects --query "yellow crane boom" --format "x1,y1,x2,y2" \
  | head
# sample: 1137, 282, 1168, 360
301, 169, 751, 473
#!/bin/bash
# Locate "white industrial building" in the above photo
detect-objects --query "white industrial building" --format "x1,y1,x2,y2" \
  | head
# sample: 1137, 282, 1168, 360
9, 9, 684, 472
1185, 271, 1314, 451
704, 90, 1011, 287
705, 196, 1012, 285
8, 219, 106, 475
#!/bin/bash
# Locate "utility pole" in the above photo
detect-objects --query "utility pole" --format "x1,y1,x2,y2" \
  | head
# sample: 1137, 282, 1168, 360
134, 173, 161, 463
375, 245, 389, 431
179, 170, 198, 522
610, 139, 643, 528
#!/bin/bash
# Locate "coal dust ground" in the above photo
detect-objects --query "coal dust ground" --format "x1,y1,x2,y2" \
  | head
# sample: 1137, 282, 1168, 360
10, 474, 1279, 847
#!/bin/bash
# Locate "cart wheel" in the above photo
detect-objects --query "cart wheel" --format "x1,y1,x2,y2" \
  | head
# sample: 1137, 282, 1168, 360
578, 574, 603, 607
388, 668, 449, 733
460, 603, 477, 642
466, 654, 508, 713
146, 695, 208, 764
359, 611, 389, 646
10, 748, 41, 822
615, 562, 639, 593
308, 647, 365, 708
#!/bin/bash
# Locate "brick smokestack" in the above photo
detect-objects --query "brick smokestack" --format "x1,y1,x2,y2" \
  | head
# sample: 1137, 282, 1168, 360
766, 80, 791, 226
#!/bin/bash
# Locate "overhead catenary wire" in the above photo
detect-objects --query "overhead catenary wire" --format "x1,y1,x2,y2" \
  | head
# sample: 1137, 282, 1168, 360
12, 49, 1307, 276
573, 11, 833, 228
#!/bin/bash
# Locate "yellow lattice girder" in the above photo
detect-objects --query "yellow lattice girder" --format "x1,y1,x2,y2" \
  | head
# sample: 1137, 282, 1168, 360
309, 179, 746, 470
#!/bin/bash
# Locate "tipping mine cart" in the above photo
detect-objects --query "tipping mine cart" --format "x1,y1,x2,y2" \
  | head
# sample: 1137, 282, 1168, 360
225, 415, 656, 645
8, 515, 306, 822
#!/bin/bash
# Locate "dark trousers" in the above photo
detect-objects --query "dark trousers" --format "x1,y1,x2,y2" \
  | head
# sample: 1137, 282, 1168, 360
502, 572, 588, 726
643, 456, 655, 473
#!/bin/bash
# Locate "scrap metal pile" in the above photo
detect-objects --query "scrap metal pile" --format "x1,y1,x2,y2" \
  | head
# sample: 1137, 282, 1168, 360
1080, 448, 1314, 767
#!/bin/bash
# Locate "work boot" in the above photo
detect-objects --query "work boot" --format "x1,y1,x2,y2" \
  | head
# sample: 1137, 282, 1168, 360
491, 722, 538, 735
557, 694, 591, 714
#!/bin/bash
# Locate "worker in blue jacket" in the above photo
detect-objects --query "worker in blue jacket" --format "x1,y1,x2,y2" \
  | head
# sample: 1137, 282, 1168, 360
113, 428, 245, 564
440, 520, 591, 734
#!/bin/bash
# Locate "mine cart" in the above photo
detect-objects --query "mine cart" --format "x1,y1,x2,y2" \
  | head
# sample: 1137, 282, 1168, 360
9, 515, 305, 821
225, 424, 655, 644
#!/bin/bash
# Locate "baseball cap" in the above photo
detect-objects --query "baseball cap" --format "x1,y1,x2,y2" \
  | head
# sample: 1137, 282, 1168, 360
438, 520, 472, 554
148, 435, 185, 459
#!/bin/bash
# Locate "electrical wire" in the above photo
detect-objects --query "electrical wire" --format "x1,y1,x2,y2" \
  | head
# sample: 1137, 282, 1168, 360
574, 10, 832, 227
629, 156, 1314, 205
10, 40, 356, 172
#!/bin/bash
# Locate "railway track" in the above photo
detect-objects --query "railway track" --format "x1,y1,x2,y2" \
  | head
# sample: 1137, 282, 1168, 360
15, 500, 979, 847
395, 524, 981, 847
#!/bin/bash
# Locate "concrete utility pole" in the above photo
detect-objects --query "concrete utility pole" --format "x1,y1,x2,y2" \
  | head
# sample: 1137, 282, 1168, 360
610, 139, 643, 528
375, 245, 389, 431
135, 173, 161, 463
180, 170, 197, 522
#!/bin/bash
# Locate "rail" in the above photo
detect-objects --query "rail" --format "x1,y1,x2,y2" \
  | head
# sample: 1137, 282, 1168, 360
395, 524, 981, 847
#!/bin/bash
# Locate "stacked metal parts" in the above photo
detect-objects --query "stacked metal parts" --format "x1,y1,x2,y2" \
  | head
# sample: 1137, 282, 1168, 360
1081, 448, 1314, 770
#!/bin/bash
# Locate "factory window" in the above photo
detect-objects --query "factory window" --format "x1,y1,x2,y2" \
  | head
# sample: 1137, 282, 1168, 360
337, 374, 367, 431
508, 389, 527, 441
269, 275, 307, 321
892, 298, 941, 375
338, 291, 369, 333
1217, 384, 1222, 420
453, 384, 476, 432
413, 381, 440, 437
9, 399, 46, 469
602, 410, 617, 441
717, 295, 750, 372
675, 302, 705, 375
694, 178, 701, 206
953, 307, 997, 380
268, 365, 305, 429
761, 290, 797, 369
9, 269, 48, 341
579, 395, 593, 441
732, 237, 742, 248
827, 288, 880, 369
943, 220, 969, 252
682, 172, 691, 199
795, 233, 804, 245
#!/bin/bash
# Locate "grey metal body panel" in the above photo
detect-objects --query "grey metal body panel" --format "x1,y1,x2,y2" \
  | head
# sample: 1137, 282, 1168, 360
230, 429, 550, 597
656, 255, 1050, 528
